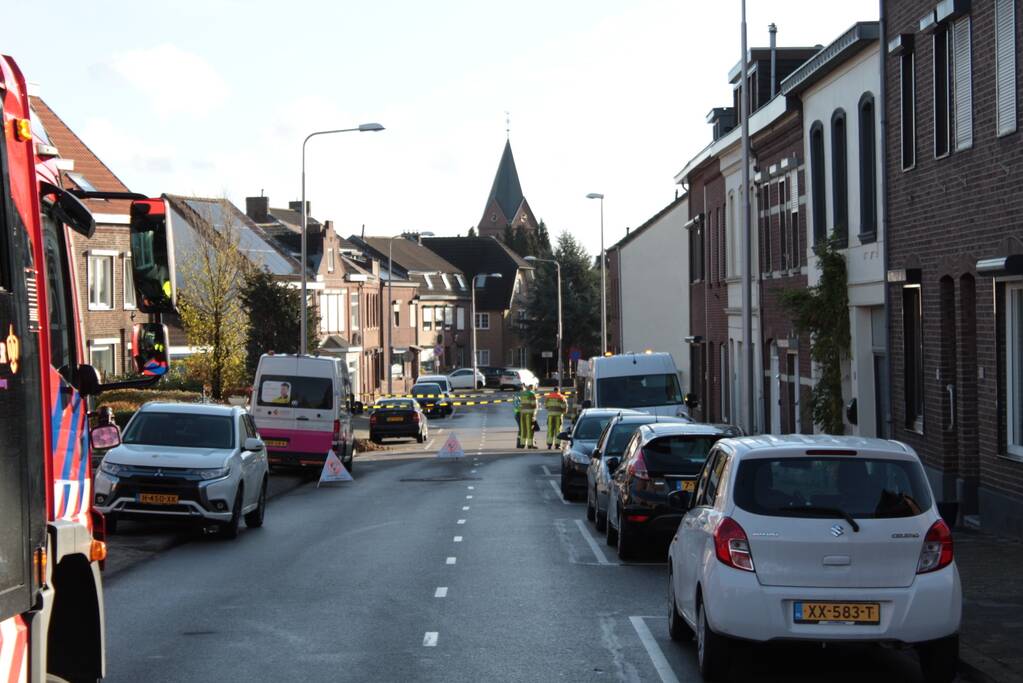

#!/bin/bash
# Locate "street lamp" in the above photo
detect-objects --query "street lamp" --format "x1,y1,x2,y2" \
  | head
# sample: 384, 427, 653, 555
586, 192, 606, 355
387, 232, 434, 395
300, 122, 385, 354
471, 272, 503, 391
524, 255, 562, 391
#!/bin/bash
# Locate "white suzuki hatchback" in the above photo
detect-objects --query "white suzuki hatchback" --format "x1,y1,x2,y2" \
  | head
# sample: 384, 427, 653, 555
666, 435, 961, 683
94, 403, 269, 539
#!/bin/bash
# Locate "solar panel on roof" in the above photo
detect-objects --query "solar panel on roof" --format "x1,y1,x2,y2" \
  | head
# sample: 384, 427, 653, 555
66, 172, 96, 192
181, 199, 298, 276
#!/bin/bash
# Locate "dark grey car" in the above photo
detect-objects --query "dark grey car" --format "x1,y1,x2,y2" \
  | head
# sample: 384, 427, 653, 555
559, 409, 639, 500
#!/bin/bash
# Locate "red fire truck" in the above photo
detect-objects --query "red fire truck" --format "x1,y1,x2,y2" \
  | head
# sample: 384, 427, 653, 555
0, 54, 176, 681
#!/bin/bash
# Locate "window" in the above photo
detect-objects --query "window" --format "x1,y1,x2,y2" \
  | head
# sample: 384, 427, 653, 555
88, 252, 114, 310
424, 306, 434, 331
727, 192, 736, 277
779, 179, 789, 268
718, 207, 725, 282
456, 306, 465, 330
810, 122, 827, 242
42, 217, 74, 370
858, 94, 878, 242
760, 185, 772, 273
89, 342, 115, 379
996, 0, 1017, 136
901, 52, 916, 169
596, 373, 683, 409
1007, 283, 1023, 457
328, 247, 335, 273
444, 306, 454, 329
903, 285, 924, 431
393, 301, 400, 328
409, 302, 417, 328
123, 255, 136, 309
688, 217, 704, 282
831, 110, 848, 245
953, 16, 973, 150
934, 26, 952, 158
350, 291, 360, 330
475, 312, 490, 330
476, 349, 490, 366
720, 343, 729, 421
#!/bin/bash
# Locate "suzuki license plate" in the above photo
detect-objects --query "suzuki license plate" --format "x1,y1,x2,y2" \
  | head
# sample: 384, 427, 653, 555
139, 493, 178, 505
794, 601, 880, 625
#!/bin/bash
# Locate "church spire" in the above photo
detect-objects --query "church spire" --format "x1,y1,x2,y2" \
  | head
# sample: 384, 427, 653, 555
477, 137, 538, 238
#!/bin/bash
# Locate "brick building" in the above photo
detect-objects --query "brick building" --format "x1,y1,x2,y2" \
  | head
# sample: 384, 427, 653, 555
883, 0, 1023, 536
30, 96, 137, 379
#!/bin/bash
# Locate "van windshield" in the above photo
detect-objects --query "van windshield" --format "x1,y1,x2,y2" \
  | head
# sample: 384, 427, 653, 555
257, 375, 333, 410
597, 373, 682, 408
733, 457, 933, 519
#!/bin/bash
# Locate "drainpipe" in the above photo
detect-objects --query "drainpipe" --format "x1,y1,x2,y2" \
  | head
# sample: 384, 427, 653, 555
879, 0, 893, 439
769, 23, 778, 98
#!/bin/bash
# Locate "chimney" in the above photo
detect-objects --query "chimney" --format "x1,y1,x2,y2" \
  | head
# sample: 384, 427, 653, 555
288, 200, 310, 215
370, 257, 380, 277
323, 219, 333, 239
245, 196, 269, 223
769, 23, 778, 98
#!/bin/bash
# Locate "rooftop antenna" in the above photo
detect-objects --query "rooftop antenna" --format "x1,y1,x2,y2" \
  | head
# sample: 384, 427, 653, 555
505, 111, 510, 139
361, 223, 365, 239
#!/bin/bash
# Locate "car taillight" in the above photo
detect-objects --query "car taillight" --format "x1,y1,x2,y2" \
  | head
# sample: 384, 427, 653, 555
627, 449, 650, 480
369, 414, 378, 425
412, 413, 420, 423
333, 419, 341, 439
917, 519, 954, 573
713, 516, 755, 572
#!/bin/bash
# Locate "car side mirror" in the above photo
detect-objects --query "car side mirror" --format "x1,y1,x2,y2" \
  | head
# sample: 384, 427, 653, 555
684, 392, 699, 409
606, 457, 621, 473
581, 399, 592, 410
129, 198, 178, 314
132, 322, 170, 376
590, 448, 601, 459
557, 431, 571, 441
90, 424, 121, 451
667, 489, 692, 511
244, 437, 264, 452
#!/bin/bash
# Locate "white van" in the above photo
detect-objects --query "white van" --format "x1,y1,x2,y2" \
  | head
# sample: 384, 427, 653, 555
251, 354, 355, 472
581, 352, 688, 419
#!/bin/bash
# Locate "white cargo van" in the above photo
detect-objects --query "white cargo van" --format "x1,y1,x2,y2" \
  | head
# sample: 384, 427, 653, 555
581, 352, 688, 419
251, 354, 355, 472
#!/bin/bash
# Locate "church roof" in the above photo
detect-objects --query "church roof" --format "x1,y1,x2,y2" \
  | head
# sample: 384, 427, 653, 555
486, 140, 524, 222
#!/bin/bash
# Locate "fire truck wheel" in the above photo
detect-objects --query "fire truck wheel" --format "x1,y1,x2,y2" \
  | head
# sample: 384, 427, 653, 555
219, 489, 243, 539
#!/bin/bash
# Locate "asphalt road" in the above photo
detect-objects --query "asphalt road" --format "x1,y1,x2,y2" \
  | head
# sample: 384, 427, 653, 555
102, 401, 948, 682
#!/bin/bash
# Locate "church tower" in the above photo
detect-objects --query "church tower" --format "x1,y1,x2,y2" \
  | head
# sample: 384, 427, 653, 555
477, 140, 539, 239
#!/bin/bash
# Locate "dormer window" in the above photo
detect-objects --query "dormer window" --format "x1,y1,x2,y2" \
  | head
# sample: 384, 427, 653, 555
424, 274, 434, 290
441, 274, 451, 290
454, 274, 467, 290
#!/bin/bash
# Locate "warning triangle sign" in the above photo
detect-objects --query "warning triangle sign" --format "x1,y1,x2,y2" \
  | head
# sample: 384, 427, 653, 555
436, 433, 465, 459
318, 449, 353, 486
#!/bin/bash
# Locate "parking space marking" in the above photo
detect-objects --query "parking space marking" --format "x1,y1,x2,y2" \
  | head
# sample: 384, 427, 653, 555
423, 632, 439, 647
446, 557, 457, 565
453, 536, 462, 542
434, 587, 448, 598
424, 439, 435, 451
628, 617, 680, 683
547, 479, 570, 505
457, 519, 466, 524
575, 519, 612, 565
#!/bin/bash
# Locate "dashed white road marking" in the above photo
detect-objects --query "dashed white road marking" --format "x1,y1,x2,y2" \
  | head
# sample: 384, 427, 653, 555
542, 465, 554, 476
548, 478, 570, 505
462, 506, 470, 511
575, 518, 612, 565
457, 519, 466, 524
424, 439, 436, 451
423, 632, 439, 647
471, 469, 477, 473
453, 536, 463, 542
467, 486, 474, 490
466, 495, 473, 499
446, 557, 457, 565
629, 617, 680, 683
434, 587, 448, 598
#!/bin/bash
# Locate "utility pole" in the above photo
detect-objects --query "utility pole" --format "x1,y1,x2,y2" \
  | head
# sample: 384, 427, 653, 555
741, 0, 755, 433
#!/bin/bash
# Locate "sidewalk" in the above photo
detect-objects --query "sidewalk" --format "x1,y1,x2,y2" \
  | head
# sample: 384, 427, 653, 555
955, 527, 1023, 682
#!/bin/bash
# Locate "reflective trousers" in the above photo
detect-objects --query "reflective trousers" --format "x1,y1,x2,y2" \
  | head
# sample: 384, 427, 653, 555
519, 410, 535, 446
547, 413, 563, 446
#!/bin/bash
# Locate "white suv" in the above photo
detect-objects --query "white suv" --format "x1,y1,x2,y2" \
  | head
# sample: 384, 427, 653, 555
94, 403, 269, 539
666, 435, 961, 683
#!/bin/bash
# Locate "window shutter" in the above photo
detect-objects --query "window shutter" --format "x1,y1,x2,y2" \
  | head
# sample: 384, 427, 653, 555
953, 16, 973, 150
997, 0, 1017, 135
789, 170, 799, 213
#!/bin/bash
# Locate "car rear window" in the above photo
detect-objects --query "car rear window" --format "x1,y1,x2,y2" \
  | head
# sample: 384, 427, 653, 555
597, 373, 682, 408
573, 415, 613, 440
375, 399, 414, 411
412, 384, 443, 395
124, 413, 235, 449
733, 457, 933, 519
606, 420, 655, 456
643, 435, 720, 474
257, 375, 333, 410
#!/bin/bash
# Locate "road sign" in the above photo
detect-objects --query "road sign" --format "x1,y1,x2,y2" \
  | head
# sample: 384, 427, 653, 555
318, 449, 353, 486
541, 351, 553, 359
437, 433, 465, 458
569, 348, 581, 362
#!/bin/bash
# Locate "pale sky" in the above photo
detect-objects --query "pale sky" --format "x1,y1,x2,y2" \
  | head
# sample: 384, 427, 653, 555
8, 0, 877, 257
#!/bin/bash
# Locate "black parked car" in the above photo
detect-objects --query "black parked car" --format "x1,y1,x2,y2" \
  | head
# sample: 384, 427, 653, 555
411, 382, 454, 417
369, 398, 429, 443
479, 366, 508, 389
586, 414, 689, 533
559, 408, 640, 500
604, 422, 729, 560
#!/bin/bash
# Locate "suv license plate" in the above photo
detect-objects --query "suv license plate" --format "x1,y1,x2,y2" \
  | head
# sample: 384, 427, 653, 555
139, 493, 179, 505
794, 601, 880, 625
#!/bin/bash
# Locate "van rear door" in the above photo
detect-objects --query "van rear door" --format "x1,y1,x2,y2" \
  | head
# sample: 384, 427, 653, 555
253, 357, 297, 454
290, 359, 336, 461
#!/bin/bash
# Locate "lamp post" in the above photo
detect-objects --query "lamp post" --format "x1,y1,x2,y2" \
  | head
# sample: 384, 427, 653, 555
387, 231, 433, 395
524, 256, 562, 391
471, 272, 503, 391
586, 192, 606, 355
300, 122, 384, 354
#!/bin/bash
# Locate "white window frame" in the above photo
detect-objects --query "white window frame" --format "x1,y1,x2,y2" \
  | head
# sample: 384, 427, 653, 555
409, 302, 417, 328
476, 349, 490, 366
123, 254, 136, 310
1007, 281, 1023, 458
475, 312, 490, 330
87, 250, 116, 311
88, 338, 120, 378
456, 306, 465, 330
350, 291, 360, 331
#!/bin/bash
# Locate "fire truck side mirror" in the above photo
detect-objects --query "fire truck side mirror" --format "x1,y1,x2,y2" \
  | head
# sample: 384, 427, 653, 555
132, 323, 170, 377
129, 198, 177, 315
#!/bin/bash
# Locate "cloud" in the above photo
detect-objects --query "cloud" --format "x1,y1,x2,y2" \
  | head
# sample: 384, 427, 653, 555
108, 44, 228, 116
